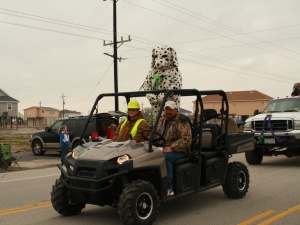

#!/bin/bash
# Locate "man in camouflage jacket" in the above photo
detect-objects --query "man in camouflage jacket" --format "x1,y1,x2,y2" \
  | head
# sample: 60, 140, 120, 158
156, 101, 192, 196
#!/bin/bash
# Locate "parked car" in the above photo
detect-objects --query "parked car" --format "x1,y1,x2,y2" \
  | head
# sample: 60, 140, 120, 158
29, 113, 120, 156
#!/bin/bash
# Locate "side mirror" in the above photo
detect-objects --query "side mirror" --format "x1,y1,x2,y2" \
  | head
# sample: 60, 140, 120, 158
45, 127, 50, 132
253, 109, 259, 116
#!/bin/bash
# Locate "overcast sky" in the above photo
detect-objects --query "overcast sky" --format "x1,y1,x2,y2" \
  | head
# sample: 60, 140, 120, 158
1, 0, 300, 115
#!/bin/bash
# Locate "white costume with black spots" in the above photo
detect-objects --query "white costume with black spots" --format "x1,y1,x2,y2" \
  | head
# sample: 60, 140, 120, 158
143, 46, 182, 124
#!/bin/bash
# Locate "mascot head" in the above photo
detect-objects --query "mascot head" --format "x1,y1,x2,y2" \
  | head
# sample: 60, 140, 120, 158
151, 46, 179, 71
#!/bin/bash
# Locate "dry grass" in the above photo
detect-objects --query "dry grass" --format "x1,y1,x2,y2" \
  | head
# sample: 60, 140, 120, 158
0, 133, 31, 151
0, 127, 42, 151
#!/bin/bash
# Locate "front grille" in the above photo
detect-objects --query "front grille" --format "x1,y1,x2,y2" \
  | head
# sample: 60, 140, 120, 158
77, 169, 96, 178
71, 180, 92, 189
253, 120, 293, 132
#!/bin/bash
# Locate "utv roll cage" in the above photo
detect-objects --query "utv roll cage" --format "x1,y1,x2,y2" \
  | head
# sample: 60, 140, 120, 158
80, 89, 229, 154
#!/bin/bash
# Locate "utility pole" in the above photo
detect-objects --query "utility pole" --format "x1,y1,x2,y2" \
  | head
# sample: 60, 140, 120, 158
103, 0, 131, 111
60, 93, 66, 118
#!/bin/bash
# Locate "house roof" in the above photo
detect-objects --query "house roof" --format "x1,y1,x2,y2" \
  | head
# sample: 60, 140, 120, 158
59, 109, 81, 114
0, 96, 19, 102
24, 106, 59, 111
0, 88, 9, 97
201, 90, 273, 102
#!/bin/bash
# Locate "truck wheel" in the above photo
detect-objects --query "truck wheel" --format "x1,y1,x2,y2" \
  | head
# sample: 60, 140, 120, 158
222, 162, 249, 199
32, 140, 45, 156
51, 176, 85, 216
118, 180, 159, 225
245, 148, 263, 165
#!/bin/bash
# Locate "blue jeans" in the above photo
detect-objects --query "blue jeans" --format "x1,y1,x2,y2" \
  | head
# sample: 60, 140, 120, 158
61, 146, 69, 165
164, 152, 186, 190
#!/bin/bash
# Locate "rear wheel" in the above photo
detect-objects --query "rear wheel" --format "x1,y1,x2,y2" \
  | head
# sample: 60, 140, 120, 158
245, 148, 263, 165
51, 176, 85, 216
223, 162, 249, 199
32, 140, 45, 156
118, 180, 159, 225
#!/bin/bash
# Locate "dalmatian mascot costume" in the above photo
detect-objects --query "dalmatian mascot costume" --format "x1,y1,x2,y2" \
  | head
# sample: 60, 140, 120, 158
143, 46, 182, 124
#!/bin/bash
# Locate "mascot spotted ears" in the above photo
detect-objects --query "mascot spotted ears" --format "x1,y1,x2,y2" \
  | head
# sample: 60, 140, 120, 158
143, 46, 182, 124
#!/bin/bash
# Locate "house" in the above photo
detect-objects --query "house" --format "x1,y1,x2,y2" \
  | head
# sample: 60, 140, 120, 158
0, 88, 19, 117
24, 106, 59, 127
59, 109, 81, 118
193, 90, 273, 121
0, 88, 19, 128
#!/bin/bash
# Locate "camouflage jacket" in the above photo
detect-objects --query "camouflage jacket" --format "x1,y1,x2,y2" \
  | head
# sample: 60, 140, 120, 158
156, 112, 192, 154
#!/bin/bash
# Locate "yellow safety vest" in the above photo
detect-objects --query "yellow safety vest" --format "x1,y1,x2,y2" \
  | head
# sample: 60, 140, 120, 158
120, 118, 145, 138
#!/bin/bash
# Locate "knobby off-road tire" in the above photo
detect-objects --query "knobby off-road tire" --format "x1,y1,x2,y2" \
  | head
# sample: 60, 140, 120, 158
51, 176, 85, 216
118, 180, 159, 225
32, 140, 45, 156
245, 148, 263, 165
222, 162, 249, 199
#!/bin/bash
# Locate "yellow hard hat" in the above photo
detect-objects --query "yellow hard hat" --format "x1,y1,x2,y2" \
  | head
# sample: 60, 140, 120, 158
127, 99, 140, 109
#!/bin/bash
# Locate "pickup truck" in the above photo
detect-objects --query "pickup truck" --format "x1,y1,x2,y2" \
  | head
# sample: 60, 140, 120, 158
244, 97, 300, 164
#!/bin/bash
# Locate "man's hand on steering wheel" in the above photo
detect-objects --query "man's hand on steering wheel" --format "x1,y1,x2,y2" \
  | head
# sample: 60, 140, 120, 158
141, 130, 165, 147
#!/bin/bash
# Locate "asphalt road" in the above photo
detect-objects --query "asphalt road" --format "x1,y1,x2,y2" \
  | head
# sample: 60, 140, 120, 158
8, 150, 61, 170
0, 154, 299, 225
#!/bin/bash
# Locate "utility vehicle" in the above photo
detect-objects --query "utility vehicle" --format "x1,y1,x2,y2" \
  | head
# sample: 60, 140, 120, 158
51, 89, 254, 225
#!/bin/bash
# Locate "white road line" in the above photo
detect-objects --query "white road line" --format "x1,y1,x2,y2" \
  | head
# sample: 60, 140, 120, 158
0, 174, 60, 183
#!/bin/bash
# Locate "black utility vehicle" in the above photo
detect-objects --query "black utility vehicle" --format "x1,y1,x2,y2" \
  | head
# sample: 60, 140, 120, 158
51, 89, 254, 225
30, 114, 118, 155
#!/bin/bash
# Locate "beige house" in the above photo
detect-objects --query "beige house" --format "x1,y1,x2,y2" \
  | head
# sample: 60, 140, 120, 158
194, 90, 273, 121
24, 106, 59, 127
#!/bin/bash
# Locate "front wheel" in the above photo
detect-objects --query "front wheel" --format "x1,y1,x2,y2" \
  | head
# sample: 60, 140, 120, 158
51, 176, 85, 216
245, 148, 263, 165
118, 180, 159, 225
222, 162, 250, 199
32, 140, 45, 156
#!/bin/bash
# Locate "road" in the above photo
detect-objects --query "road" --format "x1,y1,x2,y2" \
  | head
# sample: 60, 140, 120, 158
0, 154, 299, 225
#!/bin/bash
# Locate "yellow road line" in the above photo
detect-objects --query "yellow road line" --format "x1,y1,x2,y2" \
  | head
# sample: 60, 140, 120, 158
258, 204, 300, 225
237, 210, 276, 225
0, 202, 52, 216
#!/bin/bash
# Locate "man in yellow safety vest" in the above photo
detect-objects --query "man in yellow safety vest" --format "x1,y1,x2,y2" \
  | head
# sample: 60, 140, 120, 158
114, 99, 150, 143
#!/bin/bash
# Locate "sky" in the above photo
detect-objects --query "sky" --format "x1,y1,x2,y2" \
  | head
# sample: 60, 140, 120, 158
1, 0, 300, 115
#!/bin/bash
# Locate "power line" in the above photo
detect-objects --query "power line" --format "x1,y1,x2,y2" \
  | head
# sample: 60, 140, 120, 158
158, 0, 300, 56
79, 61, 114, 113
0, 6, 298, 85
0, 8, 114, 35
0, 20, 107, 41
123, 0, 300, 61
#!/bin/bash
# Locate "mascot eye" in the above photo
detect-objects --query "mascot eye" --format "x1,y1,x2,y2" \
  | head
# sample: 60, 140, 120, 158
161, 55, 168, 58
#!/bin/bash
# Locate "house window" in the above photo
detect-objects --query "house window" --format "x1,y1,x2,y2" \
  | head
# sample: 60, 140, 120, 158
7, 103, 12, 111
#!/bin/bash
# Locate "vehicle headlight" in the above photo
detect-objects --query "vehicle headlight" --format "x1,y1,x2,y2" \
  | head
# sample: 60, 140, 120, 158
72, 150, 83, 160
72, 151, 78, 159
243, 121, 252, 131
294, 120, 300, 130
117, 155, 130, 164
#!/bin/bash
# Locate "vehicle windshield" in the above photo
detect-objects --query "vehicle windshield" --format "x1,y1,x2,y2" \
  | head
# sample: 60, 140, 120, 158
263, 98, 300, 113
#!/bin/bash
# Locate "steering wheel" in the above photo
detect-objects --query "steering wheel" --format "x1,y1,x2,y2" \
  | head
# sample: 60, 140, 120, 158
141, 130, 165, 147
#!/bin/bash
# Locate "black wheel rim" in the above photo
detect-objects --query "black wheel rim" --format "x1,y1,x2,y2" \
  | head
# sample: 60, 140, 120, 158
237, 171, 246, 190
136, 192, 153, 220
